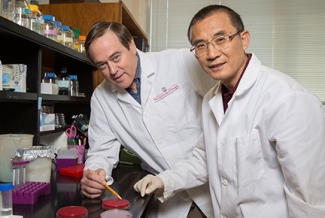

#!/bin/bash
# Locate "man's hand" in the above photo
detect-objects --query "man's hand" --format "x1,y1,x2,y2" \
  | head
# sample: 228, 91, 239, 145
133, 174, 164, 197
80, 168, 106, 198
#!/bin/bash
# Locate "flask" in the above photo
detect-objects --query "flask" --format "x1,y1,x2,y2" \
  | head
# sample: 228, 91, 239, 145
69, 75, 79, 97
78, 35, 86, 54
14, 0, 31, 28
56, 67, 70, 95
29, 4, 40, 34
62, 25, 73, 49
0, 183, 13, 217
43, 14, 57, 41
55, 20, 63, 44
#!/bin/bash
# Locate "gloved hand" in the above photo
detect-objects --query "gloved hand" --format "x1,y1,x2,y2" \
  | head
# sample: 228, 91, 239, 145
133, 174, 164, 197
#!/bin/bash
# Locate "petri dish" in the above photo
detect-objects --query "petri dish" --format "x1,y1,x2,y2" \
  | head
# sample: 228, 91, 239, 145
100, 209, 132, 218
56, 206, 88, 218
102, 198, 130, 210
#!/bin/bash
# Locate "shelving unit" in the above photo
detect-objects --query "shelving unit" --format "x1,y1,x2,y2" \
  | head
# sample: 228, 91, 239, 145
40, 0, 148, 88
0, 16, 94, 145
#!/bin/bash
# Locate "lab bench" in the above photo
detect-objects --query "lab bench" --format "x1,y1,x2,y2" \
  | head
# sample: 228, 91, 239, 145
12, 163, 153, 218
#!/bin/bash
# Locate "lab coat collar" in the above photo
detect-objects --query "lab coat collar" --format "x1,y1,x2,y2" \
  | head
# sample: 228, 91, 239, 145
210, 53, 261, 124
137, 50, 155, 106
232, 53, 261, 98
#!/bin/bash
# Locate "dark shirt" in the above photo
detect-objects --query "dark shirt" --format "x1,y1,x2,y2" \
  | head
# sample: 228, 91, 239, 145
222, 54, 252, 112
126, 52, 141, 104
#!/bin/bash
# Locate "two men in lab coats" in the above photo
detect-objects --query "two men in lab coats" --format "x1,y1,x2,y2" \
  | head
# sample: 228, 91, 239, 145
80, 21, 216, 217
134, 5, 325, 217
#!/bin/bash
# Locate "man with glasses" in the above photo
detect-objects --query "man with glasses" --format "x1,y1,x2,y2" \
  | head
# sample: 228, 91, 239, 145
134, 5, 325, 217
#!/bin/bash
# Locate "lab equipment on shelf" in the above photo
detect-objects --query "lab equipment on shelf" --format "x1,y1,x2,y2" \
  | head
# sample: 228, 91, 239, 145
56, 67, 70, 95
69, 74, 79, 96
43, 14, 57, 41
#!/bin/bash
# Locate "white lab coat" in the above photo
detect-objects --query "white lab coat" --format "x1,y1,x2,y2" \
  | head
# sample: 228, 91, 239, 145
159, 53, 325, 217
85, 49, 216, 218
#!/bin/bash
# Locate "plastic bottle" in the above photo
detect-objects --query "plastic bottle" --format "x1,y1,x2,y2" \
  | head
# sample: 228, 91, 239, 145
43, 72, 58, 94
14, 0, 31, 28
0, 183, 13, 217
69, 75, 79, 97
62, 25, 73, 49
78, 35, 86, 54
56, 67, 70, 95
55, 20, 63, 44
30, 0, 43, 35
43, 14, 57, 41
72, 28, 80, 51
29, 4, 40, 34
2, 0, 15, 21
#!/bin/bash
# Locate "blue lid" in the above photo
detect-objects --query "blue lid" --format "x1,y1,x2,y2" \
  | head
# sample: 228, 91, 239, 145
61, 25, 70, 31
0, 183, 13, 191
43, 14, 54, 21
45, 72, 57, 79
55, 21, 62, 27
69, 75, 78, 80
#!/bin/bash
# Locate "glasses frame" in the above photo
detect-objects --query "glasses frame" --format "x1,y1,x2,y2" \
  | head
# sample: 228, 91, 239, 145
190, 30, 243, 57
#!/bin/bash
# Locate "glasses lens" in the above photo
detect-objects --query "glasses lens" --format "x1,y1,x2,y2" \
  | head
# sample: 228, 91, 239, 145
212, 36, 229, 50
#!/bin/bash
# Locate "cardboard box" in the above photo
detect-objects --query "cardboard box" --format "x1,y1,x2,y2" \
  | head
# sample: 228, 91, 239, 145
40, 113, 55, 132
2, 64, 27, 92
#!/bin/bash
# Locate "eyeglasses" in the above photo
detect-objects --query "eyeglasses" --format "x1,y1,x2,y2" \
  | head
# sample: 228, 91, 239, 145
190, 30, 243, 57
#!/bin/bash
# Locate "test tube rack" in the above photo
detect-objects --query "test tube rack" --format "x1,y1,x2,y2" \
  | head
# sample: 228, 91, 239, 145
12, 182, 51, 204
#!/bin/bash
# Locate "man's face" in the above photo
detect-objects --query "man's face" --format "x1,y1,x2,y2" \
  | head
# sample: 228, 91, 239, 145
88, 30, 138, 90
190, 12, 250, 90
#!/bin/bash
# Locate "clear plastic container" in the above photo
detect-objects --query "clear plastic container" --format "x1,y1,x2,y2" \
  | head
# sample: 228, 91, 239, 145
0, 183, 13, 217
78, 35, 86, 54
29, 4, 40, 34
43, 14, 57, 41
69, 75, 79, 97
56, 206, 88, 218
30, 0, 43, 35
55, 21, 63, 44
14, 0, 30, 28
56, 67, 70, 95
62, 25, 73, 49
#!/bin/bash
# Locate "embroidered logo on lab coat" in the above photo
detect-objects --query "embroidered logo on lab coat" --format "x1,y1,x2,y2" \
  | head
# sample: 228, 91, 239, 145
153, 84, 179, 103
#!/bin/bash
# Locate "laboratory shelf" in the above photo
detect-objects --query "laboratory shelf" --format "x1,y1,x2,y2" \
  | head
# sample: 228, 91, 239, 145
0, 91, 37, 102
0, 16, 94, 145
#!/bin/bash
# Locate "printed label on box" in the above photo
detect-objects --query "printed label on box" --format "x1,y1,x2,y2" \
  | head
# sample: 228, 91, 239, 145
2, 64, 27, 92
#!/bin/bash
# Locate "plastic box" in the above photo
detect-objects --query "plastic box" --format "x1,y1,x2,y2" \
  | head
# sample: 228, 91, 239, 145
59, 164, 85, 178
12, 182, 51, 204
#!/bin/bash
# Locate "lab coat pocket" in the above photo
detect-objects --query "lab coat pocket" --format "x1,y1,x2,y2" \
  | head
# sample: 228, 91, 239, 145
154, 87, 194, 132
235, 130, 265, 188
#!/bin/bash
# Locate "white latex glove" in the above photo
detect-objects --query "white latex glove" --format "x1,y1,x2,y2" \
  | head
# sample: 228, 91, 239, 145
133, 174, 164, 197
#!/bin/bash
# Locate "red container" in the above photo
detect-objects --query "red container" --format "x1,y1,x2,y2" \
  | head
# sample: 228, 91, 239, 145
102, 198, 130, 210
56, 206, 88, 218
